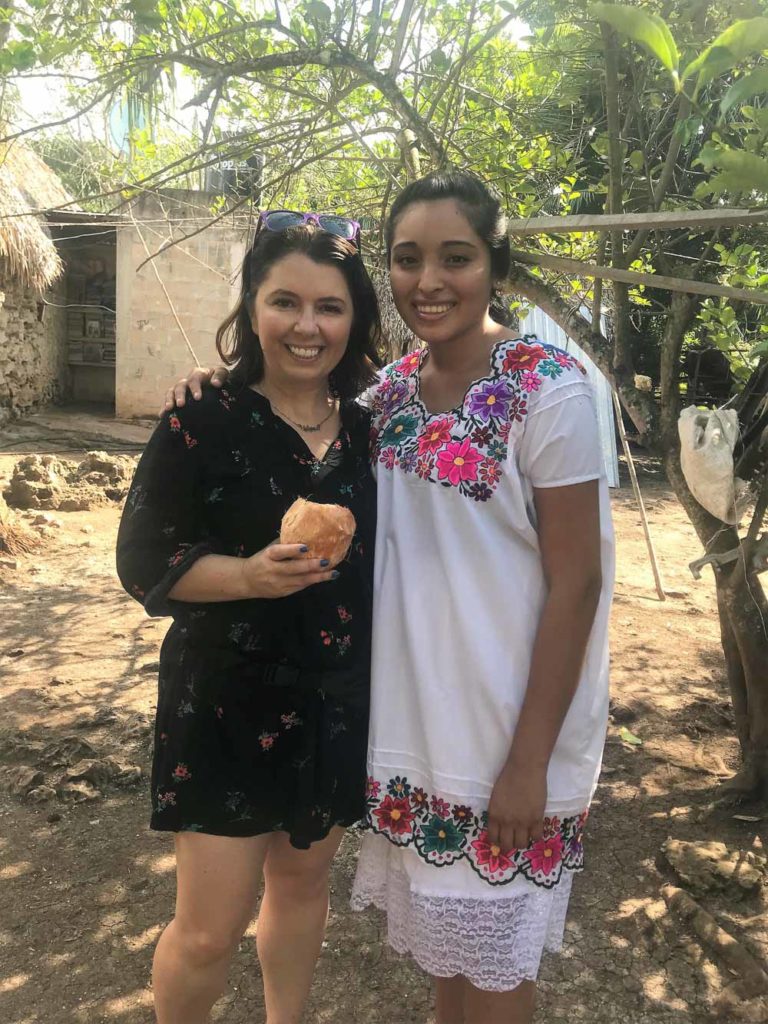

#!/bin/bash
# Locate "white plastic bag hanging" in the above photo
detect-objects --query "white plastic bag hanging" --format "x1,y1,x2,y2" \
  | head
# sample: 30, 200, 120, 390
678, 406, 750, 524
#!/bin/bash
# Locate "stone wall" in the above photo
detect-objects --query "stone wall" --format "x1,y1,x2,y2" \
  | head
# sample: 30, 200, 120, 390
116, 192, 246, 418
0, 269, 67, 427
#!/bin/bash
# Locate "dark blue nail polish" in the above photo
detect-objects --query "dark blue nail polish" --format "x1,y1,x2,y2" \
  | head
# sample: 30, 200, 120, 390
320, 558, 330, 567
330, 570, 340, 579
300, 545, 309, 553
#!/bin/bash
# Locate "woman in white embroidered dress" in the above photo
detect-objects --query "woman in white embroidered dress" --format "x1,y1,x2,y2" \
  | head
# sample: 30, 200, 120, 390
351, 171, 613, 1024
167, 172, 614, 1024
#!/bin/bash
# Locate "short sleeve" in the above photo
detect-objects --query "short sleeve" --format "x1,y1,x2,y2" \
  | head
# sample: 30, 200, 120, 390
116, 405, 222, 616
518, 383, 604, 488
357, 365, 389, 410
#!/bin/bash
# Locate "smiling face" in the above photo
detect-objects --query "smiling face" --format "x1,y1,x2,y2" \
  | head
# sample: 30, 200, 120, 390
389, 199, 496, 348
250, 252, 354, 389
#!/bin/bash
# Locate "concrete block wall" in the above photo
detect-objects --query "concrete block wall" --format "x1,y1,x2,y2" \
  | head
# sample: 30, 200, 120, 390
116, 192, 246, 418
0, 268, 67, 426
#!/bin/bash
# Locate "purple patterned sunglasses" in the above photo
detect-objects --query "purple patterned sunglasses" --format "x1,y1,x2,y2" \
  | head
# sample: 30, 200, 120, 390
257, 209, 361, 246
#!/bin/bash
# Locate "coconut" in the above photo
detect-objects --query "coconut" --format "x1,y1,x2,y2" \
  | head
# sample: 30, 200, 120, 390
280, 498, 356, 567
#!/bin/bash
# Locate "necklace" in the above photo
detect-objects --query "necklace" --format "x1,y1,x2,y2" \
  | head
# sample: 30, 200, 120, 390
263, 394, 338, 433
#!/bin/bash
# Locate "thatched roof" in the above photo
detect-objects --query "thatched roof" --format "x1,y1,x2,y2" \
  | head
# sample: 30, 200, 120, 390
0, 138, 75, 292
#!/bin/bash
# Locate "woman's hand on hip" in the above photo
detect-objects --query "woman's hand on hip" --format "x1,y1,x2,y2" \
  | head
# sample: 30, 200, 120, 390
239, 543, 338, 599
486, 761, 547, 853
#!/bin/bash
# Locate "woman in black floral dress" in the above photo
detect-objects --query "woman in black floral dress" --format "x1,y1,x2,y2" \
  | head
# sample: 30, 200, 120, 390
116, 218, 380, 1024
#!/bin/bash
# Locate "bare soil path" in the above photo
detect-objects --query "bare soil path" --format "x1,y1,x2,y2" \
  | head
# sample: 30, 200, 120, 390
0, 421, 765, 1024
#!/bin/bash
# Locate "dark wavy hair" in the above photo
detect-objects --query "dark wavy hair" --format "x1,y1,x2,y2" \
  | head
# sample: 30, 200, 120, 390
385, 170, 514, 328
216, 226, 383, 401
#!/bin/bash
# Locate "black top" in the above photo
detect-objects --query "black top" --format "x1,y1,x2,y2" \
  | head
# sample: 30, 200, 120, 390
116, 385, 376, 847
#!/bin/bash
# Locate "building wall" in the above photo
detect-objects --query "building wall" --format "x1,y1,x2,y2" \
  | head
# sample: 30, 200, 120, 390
0, 268, 67, 426
116, 192, 246, 418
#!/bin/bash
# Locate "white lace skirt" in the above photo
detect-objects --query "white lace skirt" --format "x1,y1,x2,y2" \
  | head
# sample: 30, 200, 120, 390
350, 833, 574, 992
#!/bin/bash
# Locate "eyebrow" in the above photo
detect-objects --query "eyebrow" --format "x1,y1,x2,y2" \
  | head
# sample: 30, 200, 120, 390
267, 288, 347, 304
392, 240, 478, 250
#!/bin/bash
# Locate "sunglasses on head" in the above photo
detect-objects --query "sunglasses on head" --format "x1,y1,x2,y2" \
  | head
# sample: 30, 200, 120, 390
256, 209, 361, 246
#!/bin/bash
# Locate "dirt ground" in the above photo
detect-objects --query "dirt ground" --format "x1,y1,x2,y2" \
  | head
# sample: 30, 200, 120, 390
0, 411, 766, 1024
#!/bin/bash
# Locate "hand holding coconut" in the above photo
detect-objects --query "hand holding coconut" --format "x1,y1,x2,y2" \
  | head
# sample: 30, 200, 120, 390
237, 543, 337, 598
279, 498, 355, 567
237, 499, 356, 599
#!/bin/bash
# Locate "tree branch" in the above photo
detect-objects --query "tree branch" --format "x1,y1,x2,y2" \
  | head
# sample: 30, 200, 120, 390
388, 0, 415, 75
155, 45, 445, 165
601, 23, 634, 387
624, 91, 692, 266
367, 0, 383, 62
506, 260, 659, 441
423, 10, 517, 124
133, 128, 392, 270
659, 289, 699, 451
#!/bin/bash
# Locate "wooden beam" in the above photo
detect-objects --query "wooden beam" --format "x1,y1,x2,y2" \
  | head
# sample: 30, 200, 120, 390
507, 208, 768, 236
509, 248, 768, 305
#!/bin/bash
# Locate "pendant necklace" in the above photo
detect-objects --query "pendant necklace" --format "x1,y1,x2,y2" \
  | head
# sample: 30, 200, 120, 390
261, 394, 338, 433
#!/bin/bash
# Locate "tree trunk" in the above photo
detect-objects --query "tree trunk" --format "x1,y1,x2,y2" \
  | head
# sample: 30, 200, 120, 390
664, 449, 768, 798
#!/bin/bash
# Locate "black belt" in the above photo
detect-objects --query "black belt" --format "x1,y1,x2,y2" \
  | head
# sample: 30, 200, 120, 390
257, 663, 367, 702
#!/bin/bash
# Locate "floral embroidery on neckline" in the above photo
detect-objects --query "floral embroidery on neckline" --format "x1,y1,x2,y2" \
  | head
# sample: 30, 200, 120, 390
368, 336, 586, 502
364, 774, 588, 889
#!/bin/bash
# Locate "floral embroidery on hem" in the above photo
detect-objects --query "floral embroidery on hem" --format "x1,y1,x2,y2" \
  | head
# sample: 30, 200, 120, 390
364, 774, 587, 889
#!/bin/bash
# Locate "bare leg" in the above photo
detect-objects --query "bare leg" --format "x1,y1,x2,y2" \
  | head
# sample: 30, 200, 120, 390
257, 827, 346, 1024
462, 979, 537, 1024
434, 975, 466, 1024
152, 832, 270, 1024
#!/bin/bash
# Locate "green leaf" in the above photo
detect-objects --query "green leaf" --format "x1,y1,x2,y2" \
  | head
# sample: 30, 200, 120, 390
673, 114, 703, 148
619, 726, 643, 746
590, 3, 679, 74
128, 0, 163, 25
0, 39, 36, 72
628, 149, 645, 171
306, 0, 332, 21
682, 18, 768, 88
720, 68, 768, 120
696, 142, 768, 193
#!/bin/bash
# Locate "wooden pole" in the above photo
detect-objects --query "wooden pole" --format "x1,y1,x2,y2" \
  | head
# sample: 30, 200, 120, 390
612, 390, 666, 601
509, 248, 768, 306
507, 207, 768, 235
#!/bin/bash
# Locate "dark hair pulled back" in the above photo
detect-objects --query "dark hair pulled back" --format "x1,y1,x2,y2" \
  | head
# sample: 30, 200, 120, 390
216, 226, 382, 401
385, 170, 514, 327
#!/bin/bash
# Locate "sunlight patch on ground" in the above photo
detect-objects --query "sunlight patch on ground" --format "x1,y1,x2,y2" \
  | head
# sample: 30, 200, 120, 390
612, 895, 659, 920
0, 974, 29, 993
122, 923, 162, 951
102, 988, 153, 1015
92, 910, 128, 942
642, 970, 689, 1012
0, 861, 33, 880
148, 852, 175, 875
40, 952, 75, 969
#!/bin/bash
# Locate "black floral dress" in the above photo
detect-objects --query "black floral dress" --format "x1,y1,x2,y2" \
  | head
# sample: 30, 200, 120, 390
116, 385, 376, 848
